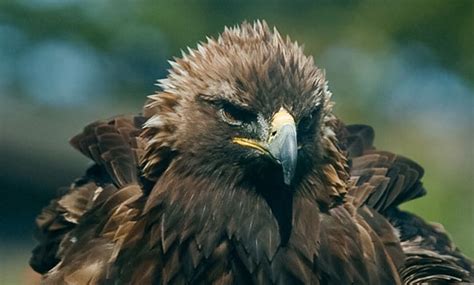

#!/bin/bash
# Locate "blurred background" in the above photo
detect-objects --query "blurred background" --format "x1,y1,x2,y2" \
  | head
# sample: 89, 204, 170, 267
0, 1, 472, 284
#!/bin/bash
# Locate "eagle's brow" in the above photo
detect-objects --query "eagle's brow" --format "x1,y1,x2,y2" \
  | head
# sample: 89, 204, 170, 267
197, 93, 251, 110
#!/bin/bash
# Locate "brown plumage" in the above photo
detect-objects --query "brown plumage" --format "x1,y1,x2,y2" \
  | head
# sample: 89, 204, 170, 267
30, 21, 472, 284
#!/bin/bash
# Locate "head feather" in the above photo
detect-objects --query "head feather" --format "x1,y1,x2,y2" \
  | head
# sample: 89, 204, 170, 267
141, 20, 337, 181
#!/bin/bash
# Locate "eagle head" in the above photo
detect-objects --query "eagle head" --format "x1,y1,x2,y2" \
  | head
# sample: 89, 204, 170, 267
141, 21, 342, 199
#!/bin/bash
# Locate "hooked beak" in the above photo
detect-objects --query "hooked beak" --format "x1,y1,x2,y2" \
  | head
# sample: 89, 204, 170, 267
233, 107, 298, 185
268, 107, 298, 185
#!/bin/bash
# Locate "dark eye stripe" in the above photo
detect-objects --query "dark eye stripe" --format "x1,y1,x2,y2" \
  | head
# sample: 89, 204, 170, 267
221, 101, 256, 125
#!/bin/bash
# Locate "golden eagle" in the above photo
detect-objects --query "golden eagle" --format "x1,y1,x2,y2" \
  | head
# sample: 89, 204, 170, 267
30, 21, 472, 284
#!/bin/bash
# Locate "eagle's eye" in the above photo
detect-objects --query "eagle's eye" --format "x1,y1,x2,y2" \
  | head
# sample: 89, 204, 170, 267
298, 108, 321, 133
219, 102, 256, 126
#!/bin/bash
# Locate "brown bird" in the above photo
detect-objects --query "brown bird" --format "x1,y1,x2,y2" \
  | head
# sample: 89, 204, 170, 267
30, 21, 472, 284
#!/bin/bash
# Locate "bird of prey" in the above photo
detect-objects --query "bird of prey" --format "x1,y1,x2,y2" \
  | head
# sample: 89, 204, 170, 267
30, 21, 472, 285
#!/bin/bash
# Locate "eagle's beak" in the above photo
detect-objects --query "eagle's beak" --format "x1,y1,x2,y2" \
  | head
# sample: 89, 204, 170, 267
267, 107, 297, 185
232, 107, 298, 185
